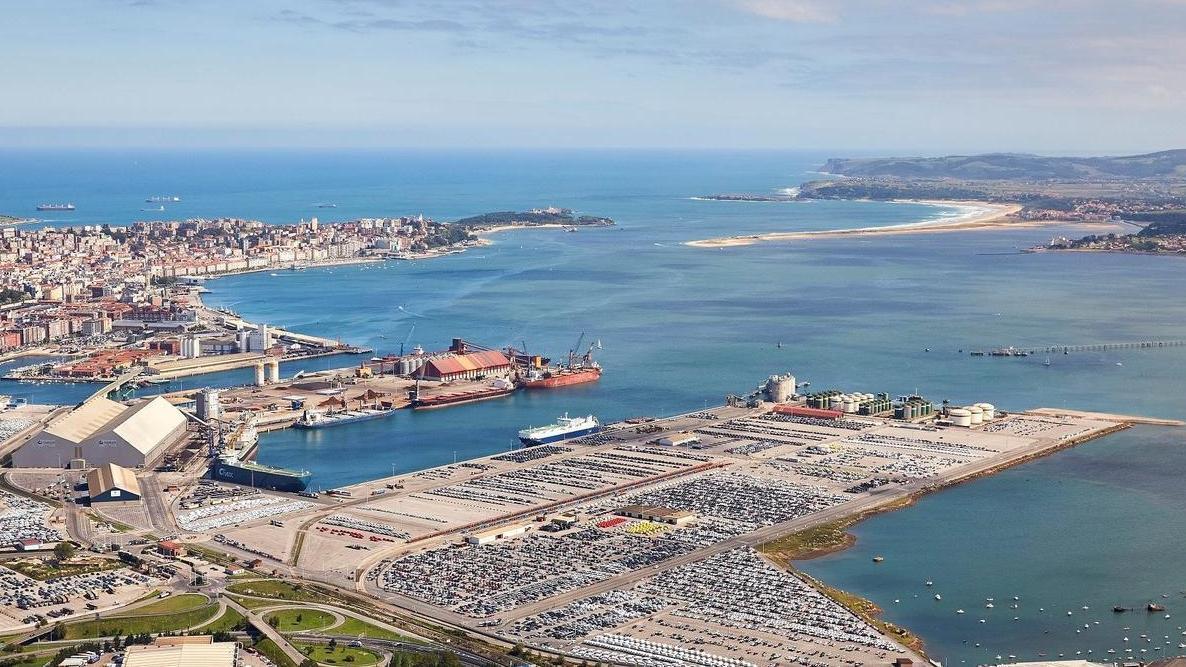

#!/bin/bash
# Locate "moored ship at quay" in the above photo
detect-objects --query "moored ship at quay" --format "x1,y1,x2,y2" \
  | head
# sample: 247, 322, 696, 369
518, 413, 600, 445
522, 333, 602, 389
523, 365, 601, 388
212, 452, 312, 492
294, 406, 395, 428
409, 377, 516, 409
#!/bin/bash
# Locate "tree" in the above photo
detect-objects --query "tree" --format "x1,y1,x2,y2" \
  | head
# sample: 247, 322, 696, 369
54, 542, 76, 562
327, 638, 337, 651
300, 660, 319, 667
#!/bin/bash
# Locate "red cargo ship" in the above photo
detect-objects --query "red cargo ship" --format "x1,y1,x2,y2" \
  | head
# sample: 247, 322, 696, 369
522, 333, 603, 389
523, 366, 602, 389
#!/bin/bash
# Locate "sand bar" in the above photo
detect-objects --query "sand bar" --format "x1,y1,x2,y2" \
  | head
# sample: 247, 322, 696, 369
685, 199, 1029, 248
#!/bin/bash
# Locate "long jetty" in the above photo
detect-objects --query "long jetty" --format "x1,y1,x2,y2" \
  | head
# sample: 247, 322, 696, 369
974, 339, 1186, 356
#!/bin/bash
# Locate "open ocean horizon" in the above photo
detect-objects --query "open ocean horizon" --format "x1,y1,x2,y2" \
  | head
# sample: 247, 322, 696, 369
4, 148, 1186, 664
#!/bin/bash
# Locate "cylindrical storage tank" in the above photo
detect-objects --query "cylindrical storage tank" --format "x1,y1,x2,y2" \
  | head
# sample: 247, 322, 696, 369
830, 395, 845, 408
254, 361, 266, 386
843, 399, 857, 413
967, 406, 983, 425
976, 402, 996, 419
949, 408, 972, 427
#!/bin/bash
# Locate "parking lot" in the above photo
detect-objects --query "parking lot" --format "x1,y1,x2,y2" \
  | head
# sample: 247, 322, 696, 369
0, 489, 62, 546
0, 562, 160, 632
184, 403, 1121, 665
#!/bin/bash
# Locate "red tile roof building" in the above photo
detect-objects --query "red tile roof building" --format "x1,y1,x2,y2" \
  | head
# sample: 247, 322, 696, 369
421, 350, 512, 381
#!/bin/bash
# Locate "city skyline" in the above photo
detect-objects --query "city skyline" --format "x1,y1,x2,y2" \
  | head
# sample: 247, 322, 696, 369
3, 0, 1185, 151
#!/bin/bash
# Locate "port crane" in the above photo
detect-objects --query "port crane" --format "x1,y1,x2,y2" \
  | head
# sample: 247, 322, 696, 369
576, 339, 602, 369
567, 333, 602, 368
398, 323, 416, 357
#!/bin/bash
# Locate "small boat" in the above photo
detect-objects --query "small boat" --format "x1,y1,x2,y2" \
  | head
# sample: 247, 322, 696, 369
1149, 602, 1167, 612
1044, 356, 1051, 366
956, 609, 965, 614
872, 555, 884, 563
1114, 606, 1130, 613
934, 594, 942, 601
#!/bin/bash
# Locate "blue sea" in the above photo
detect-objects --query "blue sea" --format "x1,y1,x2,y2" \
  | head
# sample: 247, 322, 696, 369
3, 149, 1185, 664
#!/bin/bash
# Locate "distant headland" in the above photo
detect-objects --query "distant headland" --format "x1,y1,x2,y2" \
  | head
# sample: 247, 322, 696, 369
689, 149, 1186, 247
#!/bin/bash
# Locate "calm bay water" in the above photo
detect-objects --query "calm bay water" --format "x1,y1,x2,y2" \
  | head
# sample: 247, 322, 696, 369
3, 149, 1185, 664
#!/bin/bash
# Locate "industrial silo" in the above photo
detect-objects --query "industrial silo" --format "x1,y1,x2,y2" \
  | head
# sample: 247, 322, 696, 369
949, 408, 972, 427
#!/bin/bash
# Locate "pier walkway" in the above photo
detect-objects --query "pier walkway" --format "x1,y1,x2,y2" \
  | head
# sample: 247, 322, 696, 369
974, 339, 1186, 356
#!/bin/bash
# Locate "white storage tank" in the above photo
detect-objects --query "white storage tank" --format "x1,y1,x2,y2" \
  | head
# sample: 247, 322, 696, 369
949, 408, 972, 427
843, 399, 858, 413
976, 402, 996, 420
765, 373, 796, 403
967, 405, 983, 425
829, 395, 845, 408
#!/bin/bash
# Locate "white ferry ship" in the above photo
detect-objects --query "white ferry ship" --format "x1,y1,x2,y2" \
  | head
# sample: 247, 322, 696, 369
518, 413, 600, 446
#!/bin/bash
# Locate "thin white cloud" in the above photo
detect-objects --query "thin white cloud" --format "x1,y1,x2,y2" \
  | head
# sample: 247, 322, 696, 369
735, 0, 835, 22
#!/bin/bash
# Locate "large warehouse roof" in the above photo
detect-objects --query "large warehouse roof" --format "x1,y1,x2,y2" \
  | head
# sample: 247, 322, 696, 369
86, 463, 141, 498
425, 350, 510, 376
124, 642, 236, 667
109, 397, 188, 455
44, 397, 127, 444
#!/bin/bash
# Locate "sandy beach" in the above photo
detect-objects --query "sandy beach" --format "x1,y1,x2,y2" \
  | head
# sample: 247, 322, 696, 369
685, 200, 1030, 248
472, 223, 570, 235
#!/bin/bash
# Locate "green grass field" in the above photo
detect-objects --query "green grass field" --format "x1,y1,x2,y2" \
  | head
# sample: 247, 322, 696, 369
226, 580, 323, 604
252, 639, 296, 667
329, 617, 415, 643
0, 656, 50, 667
225, 594, 275, 610
63, 604, 219, 639
264, 608, 338, 633
192, 607, 247, 634
293, 642, 380, 666
2, 559, 123, 581
115, 594, 208, 616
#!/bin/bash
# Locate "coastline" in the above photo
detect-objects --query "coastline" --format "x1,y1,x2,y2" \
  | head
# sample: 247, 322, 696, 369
1029, 246, 1186, 257
471, 222, 571, 235
685, 199, 1032, 248
752, 413, 1163, 662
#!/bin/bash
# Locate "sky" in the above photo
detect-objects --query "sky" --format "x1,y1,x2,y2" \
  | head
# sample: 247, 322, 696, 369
1, 0, 1184, 152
